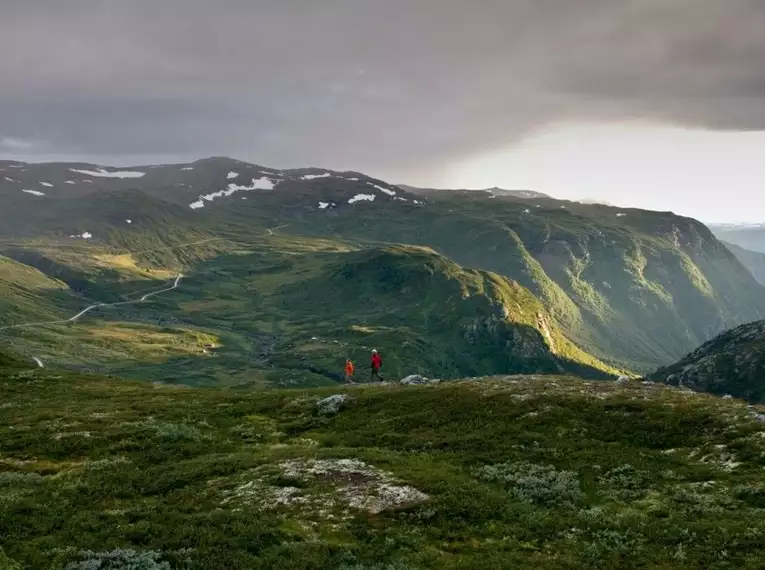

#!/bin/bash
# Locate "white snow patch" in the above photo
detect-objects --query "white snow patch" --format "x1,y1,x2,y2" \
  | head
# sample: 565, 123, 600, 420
39, 182, 53, 187
22, 189, 45, 196
181, 167, 194, 171
190, 176, 277, 208
346, 177, 360, 181
301, 173, 332, 180
82, 180, 93, 183
393, 196, 408, 202
524, 209, 531, 213
69, 168, 145, 179
227, 171, 240, 180
348, 193, 375, 204
318, 202, 330, 209
126, 219, 132, 224
70, 232, 93, 239
4, 177, 14, 182
64, 180, 76, 184
616, 213, 627, 217
413, 200, 421, 205
259, 170, 279, 176
366, 182, 396, 196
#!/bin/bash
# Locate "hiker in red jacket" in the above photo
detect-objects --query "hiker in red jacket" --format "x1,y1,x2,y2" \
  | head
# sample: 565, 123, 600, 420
370, 349, 383, 382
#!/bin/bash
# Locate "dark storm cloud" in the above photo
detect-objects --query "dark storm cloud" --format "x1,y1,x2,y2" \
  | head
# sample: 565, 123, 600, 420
2, 0, 765, 175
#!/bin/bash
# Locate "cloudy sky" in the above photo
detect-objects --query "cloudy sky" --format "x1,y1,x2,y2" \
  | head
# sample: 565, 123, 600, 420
3, 0, 765, 222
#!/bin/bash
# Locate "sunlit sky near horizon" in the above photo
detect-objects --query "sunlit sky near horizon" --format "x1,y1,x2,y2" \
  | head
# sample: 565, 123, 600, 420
438, 122, 765, 224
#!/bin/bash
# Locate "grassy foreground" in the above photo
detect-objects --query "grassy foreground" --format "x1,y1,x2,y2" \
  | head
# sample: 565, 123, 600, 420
2, 362, 765, 568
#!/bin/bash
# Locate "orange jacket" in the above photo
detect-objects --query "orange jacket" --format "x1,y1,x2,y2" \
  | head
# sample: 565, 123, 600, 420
345, 361, 355, 375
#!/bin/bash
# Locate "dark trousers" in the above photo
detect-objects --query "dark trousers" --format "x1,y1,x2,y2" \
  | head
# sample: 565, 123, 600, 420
371, 367, 382, 382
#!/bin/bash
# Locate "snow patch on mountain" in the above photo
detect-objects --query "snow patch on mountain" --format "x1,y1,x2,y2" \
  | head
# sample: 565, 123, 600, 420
302, 173, 332, 180
126, 219, 132, 224
227, 171, 240, 180
39, 182, 53, 187
348, 194, 375, 204
181, 167, 194, 171
189, 177, 277, 209
22, 189, 45, 196
64, 180, 76, 184
367, 182, 396, 196
4, 177, 14, 182
69, 168, 145, 179
70, 232, 93, 239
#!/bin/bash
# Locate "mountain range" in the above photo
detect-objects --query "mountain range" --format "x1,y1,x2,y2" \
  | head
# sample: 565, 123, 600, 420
2, 157, 765, 388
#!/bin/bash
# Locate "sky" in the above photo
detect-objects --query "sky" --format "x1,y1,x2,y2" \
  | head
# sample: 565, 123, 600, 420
3, 0, 765, 222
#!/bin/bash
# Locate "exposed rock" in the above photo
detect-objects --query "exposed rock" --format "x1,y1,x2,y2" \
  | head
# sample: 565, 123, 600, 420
401, 374, 430, 385
616, 376, 630, 384
316, 394, 348, 415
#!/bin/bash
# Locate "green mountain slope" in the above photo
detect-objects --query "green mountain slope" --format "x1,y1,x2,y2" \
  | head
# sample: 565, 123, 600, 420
259, 190, 765, 372
0, 255, 82, 327
264, 245, 617, 380
722, 241, 765, 285
4, 357, 765, 568
0, 235, 617, 385
650, 320, 765, 403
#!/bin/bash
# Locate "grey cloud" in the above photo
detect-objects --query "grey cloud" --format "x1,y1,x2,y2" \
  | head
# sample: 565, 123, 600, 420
2, 0, 765, 175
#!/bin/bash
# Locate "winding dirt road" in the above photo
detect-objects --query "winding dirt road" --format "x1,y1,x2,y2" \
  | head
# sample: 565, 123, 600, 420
0, 274, 184, 332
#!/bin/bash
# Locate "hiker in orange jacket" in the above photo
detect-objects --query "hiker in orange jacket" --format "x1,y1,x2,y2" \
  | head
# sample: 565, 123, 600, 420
344, 359, 355, 383
370, 349, 383, 382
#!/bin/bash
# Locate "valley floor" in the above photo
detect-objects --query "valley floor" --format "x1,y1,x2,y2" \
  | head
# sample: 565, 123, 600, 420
2, 367, 765, 568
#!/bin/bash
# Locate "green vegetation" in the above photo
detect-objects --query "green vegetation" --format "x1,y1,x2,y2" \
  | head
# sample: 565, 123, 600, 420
3, 358, 765, 568
0, 255, 81, 326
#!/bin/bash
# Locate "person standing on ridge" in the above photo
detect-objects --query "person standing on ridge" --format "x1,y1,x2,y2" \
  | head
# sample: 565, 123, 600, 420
344, 359, 355, 383
370, 349, 383, 382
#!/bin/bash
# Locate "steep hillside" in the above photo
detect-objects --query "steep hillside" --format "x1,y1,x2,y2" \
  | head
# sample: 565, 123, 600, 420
0, 255, 82, 327
4, 358, 765, 568
650, 320, 765, 403
723, 241, 765, 285
268, 245, 617, 380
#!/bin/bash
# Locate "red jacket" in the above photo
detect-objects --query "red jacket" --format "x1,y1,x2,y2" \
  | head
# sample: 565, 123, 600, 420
371, 353, 382, 369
